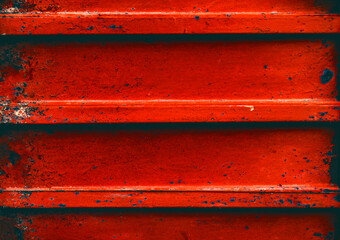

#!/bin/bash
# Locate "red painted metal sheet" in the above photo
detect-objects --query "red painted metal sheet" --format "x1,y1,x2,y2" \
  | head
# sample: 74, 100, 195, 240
1, 13, 340, 35
1, 0, 340, 237
0, 0, 339, 34
1, 209, 338, 239
1, 0, 339, 13
0, 124, 339, 208
1, 37, 339, 123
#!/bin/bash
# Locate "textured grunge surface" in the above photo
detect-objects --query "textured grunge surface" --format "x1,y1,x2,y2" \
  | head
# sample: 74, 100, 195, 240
0, 0, 340, 239
0, 35, 339, 123
0, 123, 339, 208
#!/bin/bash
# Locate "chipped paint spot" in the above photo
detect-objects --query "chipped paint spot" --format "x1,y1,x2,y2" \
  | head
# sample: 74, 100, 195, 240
1, 7, 20, 13
321, 68, 334, 84
0, 100, 38, 123
0, 142, 21, 168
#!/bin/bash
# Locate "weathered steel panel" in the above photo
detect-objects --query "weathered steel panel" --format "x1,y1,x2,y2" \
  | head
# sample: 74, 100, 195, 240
1, 0, 340, 238
0, 124, 339, 208
0, 37, 338, 101
0, 36, 339, 123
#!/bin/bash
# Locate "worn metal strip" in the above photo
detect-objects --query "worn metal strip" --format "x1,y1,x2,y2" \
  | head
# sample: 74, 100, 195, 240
1, 0, 339, 34
1, 191, 339, 208
1, 13, 340, 34
1, 37, 338, 122
1, 100, 339, 123
0, 124, 338, 207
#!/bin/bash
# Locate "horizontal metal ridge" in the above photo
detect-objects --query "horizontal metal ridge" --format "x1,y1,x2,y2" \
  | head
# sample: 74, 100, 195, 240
1, 100, 339, 123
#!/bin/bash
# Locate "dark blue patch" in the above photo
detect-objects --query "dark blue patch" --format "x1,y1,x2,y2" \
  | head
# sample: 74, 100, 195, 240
321, 68, 334, 84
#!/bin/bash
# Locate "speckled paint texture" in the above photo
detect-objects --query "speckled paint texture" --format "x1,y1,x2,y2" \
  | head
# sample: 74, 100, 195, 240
0, 0, 340, 239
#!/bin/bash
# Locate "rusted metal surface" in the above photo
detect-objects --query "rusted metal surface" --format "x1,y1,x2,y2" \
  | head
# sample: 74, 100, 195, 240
0, 36, 339, 123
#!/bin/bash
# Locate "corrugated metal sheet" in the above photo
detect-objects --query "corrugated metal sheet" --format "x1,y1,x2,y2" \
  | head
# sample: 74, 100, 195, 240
0, 0, 339, 239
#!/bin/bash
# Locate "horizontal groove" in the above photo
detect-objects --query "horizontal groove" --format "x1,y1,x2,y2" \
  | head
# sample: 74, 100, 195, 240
1, 34, 340, 42
1, 208, 339, 213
